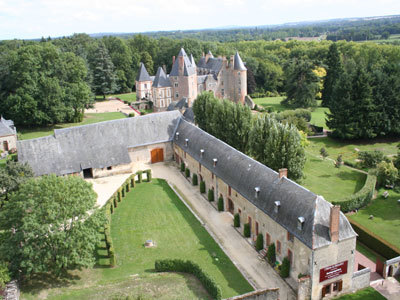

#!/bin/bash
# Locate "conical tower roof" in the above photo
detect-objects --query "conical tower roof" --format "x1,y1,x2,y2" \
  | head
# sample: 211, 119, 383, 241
190, 54, 196, 67
136, 62, 151, 81
153, 67, 171, 88
234, 52, 246, 71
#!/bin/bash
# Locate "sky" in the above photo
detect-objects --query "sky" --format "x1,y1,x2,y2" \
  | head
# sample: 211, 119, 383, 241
0, 0, 400, 40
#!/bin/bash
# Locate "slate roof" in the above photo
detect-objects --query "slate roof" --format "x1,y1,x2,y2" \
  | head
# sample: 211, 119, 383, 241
17, 111, 181, 176
183, 108, 194, 123
199, 57, 223, 75
174, 119, 356, 249
0, 117, 16, 136
170, 48, 196, 77
153, 67, 171, 88
234, 52, 247, 71
136, 63, 151, 81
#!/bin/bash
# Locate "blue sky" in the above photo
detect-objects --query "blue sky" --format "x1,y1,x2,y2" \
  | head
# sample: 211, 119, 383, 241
0, 0, 399, 39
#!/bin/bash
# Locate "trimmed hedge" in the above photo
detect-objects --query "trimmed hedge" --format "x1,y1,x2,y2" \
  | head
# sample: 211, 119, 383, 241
185, 168, 190, 178
267, 243, 276, 265
145, 169, 152, 182
130, 176, 135, 188
181, 162, 185, 172
109, 247, 116, 267
200, 181, 206, 193
118, 190, 122, 202
137, 171, 143, 183
126, 181, 130, 192
332, 173, 377, 213
155, 259, 222, 300
121, 187, 125, 198
208, 189, 214, 202
218, 196, 224, 211
243, 223, 250, 238
349, 219, 400, 259
192, 173, 198, 186
234, 213, 240, 227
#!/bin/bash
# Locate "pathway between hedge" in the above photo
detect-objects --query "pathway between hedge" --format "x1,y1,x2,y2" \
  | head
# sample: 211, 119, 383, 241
151, 162, 296, 300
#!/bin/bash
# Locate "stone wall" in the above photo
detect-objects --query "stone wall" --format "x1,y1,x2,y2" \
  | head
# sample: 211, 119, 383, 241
297, 276, 311, 300
384, 256, 400, 278
129, 142, 173, 165
351, 268, 371, 291
224, 288, 279, 300
92, 163, 132, 178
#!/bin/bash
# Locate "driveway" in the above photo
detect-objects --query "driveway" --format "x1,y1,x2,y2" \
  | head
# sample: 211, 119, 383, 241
85, 99, 139, 116
151, 162, 296, 300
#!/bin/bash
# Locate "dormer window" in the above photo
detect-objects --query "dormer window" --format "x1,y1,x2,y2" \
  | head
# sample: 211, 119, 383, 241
297, 217, 305, 230
185, 138, 189, 147
200, 149, 204, 158
175, 132, 179, 140
274, 201, 281, 213
255, 187, 260, 198
213, 158, 218, 167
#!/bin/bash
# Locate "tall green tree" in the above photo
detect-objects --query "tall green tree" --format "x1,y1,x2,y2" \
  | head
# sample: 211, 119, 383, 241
0, 175, 104, 279
90, 41, 118, 98
0, 161, 34, 204
282, 58, 319, 108
322, 43, 343, 107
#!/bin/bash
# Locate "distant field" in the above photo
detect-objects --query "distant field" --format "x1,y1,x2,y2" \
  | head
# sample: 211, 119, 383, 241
307, 137, 400, 164
252, 97, 330, 128
19, 112, 126, 140
349, 189, 400, 251
301, 153, 366, 202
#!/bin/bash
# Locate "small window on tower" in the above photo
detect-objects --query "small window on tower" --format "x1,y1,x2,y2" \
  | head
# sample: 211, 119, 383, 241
175, 92, 179, 98
238, 72, 241, 75
174, 82, 178, 88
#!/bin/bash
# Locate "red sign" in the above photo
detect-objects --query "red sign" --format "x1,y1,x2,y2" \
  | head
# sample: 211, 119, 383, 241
319, 261, 348, 282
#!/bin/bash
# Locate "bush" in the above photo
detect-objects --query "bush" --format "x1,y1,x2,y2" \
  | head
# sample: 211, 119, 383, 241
332, 173, 377, 212
145, 169, 152, 182
358, 150, 386, 169
335, 155, 343, 168
243, 223, 250, 237
114, 196, 118, 208
154, 259, 222, 300
256, 233, 264, 251
121, 187, 125, 198
349, 219, 400, 259
217, 196, 224, 211
0, 261, 10, 289
181, 162, 185, 172
110, 202, 114, 214
267, 243, 276, 265
130, 177, 135, 188
293, 108, 312, 122
129, 113, 135, 117
375, 161, 398, 187
200, 181, 206, 193
234, 213, 240, 227
137, 171, 143, 183
126, 181, 130, 192
185, 168, 190, 178
109, 247, 116, 267
280, 257, 290, 278
208, 189, 214, 202
320, 147, 329, 159
192, 173, 198, 186
344, 160, 358, 168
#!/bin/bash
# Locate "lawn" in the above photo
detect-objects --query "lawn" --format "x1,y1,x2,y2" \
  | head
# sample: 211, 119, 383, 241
21, 179, 252, 300
19, 112, 126, 140
356, 242, 378, 263
348, 189, 400, 251
307, 137, 400, 164
252, 97, 330, 128
111, 92, 137, 102
334, 287, 385, 300
301, 153, 366, 202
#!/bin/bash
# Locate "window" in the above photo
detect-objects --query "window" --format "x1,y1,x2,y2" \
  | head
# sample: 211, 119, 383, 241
238, 208, 242, 215
322, 280, 342, 297
297, 217, 305, 230
288, 249, 293, 265
247, 217, 252, 233
228, 186, 232, 196
175, 92, 179, 98
167, 89, 171, 97
287, 232, 294, 242
221, 89, 225, 96
266, 233, 271, 246
238, 72, 241, 75
199, 162, 201, 172
274, 201, 281, 213
184, 152, 186, 158
174, 82, 178, 87
221, 81, 224, 86
107, 166, 112, 170
276, 240, 281, 254
255, 221, 259, 236
160, 99, 165, 107
212, 173, 214, 180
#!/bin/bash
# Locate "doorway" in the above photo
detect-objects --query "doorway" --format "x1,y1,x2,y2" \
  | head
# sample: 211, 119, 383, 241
228, 198, 234, 214
83, 168, 93, 178
3, 141, 9, 152
151, 148, 164, 163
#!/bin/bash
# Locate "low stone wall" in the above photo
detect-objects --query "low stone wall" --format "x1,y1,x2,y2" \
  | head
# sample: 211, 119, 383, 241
297, 275, 311, 300
224, 288, 279, 300
4, 280, 19, 300
384, 256, 400, 278
352, 268, 371, 291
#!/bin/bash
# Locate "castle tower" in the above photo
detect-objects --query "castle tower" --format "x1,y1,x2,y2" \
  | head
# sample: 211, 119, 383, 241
135, 63, 153, 101
169, 48, 198, 105
232, 52, 247, 104
152, 67, 172, 112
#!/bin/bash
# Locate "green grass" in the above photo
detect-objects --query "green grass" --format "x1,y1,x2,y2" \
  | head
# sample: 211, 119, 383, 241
349, 189, 400, 251
0, 159, 6, 168
356, 242, 378, 263
301, 153, 366, 202
111, 92, 136, 102
253, 97, 330, 128
19, 112, 126, 140
334, 287, 385, 299
307, 137, 400, 164
21, 179, 252, 300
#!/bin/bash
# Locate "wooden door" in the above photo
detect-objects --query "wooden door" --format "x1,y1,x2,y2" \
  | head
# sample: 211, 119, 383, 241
151, 148, 164, 164
228, 198, 234, 214
3, 141, 8, 152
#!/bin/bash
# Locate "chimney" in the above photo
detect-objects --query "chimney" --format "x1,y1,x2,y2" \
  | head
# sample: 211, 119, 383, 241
178, 56, 184, 75
230, 55, 234, 69
162, 64, 167, 74
330, 205, 340, 243
172, 56, 176, 65
279, 168, 287, 179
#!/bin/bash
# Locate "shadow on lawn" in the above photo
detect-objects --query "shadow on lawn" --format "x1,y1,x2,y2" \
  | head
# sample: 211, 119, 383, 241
156, 179, 253, 296
20, 272, 80, 296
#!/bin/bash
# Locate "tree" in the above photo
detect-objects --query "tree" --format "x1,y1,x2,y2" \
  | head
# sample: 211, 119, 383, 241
282, 58, 319, 108
0, 175, 104, 278
90, 41, 118, 98
249, 115, 306, 180
0, 161, 34, 204
255, 234, 264, 251
376, 161, 398, 187
322, 43, 343, 107
246, 65, 257, 94
0, 261, 10, 289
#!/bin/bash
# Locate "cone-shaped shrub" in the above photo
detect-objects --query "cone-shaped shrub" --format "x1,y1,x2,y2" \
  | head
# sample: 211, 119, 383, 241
234, 213, 240, 227
192, 174, 198, 186
185, 168, 190, 178
244, 223, 251, 237
117, 191, 122, 202
208, 189, 214, 202
181, 162, 185, 172
146, 169, 152, 182
267, 243, 276, 265
137, 171, 143, 183
114, 196, 118, 208
200, 181, 206, 193
130, 177, 135, 188
218, 196, 224, 211
280, 257, 290, 278
256, 233, 264, 251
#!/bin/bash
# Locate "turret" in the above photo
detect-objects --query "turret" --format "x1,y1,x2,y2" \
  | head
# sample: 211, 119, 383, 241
135, 63, 153, 101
